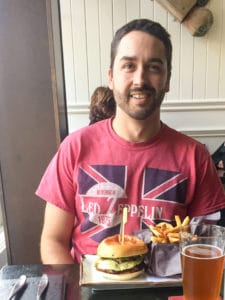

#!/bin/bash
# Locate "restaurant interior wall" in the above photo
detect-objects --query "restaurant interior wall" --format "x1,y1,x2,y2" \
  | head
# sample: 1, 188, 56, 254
0, 0, 68, 264
60, 0, 225, 154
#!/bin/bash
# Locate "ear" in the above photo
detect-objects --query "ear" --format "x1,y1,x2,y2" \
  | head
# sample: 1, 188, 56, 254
165, 78, 170, 93
108, 68, 113, 90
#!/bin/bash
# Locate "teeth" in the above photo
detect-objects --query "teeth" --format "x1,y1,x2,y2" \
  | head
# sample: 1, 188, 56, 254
131, 94, 145, 99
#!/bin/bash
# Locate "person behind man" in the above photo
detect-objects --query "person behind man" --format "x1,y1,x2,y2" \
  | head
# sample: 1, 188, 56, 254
89, 86, 115, 124
36, 19, 225, 264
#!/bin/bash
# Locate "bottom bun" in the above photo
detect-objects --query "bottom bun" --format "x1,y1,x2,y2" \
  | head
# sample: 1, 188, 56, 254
97, 269, 144, 281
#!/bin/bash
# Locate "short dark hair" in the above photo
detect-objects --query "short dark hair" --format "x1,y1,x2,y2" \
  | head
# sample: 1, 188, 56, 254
110, 19, 172, 79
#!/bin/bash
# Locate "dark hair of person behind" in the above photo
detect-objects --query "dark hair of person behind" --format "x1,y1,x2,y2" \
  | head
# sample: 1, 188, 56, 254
110, 18, 172, 79
89, 86, 116, 124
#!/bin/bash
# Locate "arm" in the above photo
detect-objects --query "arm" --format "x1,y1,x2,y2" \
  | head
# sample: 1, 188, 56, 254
40, 202, 74, 264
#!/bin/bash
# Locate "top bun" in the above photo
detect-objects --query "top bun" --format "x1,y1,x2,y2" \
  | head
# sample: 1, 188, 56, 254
97, 234, 148, 258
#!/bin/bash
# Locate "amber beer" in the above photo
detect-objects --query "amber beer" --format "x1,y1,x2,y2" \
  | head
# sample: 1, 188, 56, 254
181, 244, 225, 300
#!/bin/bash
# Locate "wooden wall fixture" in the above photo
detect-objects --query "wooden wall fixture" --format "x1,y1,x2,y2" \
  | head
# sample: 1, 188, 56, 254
155, 0, 213, 36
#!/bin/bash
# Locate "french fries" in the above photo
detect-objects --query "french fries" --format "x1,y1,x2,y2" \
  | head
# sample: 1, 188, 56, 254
149, 215, 190, 243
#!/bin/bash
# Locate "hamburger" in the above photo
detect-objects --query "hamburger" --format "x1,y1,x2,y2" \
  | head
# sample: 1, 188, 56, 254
95, 234, 148, 280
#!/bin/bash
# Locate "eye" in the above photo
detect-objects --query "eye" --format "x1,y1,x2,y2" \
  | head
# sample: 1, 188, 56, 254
147, 63, 163, 73
122, 62, 136, 72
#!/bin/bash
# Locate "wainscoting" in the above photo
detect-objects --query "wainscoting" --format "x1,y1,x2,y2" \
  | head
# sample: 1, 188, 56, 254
66, 99, 225, 154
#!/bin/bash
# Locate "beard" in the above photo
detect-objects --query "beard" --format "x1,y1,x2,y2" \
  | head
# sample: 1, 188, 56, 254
113, 86, 166, 120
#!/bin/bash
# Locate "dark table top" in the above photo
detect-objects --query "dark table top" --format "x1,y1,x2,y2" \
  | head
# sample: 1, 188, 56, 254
0, 264, 184, 300
1, 264, 224, 300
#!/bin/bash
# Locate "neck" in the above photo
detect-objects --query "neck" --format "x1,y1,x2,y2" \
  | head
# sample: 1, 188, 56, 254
112, 110, 161, 143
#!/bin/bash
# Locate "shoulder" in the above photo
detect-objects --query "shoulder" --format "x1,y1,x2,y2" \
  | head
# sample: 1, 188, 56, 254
60, 119, 110, 147
161, 123, 209, 161
68, 119, 108, 136
162, 123, 205, 148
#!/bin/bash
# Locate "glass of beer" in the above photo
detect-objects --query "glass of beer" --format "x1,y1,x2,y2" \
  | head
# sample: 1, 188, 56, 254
180, 224, 225, 300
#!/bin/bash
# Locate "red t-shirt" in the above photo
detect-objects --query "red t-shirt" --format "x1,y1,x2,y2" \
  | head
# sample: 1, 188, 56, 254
36, 119, 225, 262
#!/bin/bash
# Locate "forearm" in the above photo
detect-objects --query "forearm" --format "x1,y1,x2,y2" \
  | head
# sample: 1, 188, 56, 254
40, 237, 74, 264
40, 203, 75, 264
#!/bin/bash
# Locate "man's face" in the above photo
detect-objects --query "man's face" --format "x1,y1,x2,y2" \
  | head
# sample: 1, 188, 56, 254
108, 30, 170, 120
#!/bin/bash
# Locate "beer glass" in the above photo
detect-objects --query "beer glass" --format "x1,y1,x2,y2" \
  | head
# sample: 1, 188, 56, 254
180, 224, 225, 300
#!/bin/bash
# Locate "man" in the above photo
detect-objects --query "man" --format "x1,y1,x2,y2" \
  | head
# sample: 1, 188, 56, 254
36, 19, 225, 264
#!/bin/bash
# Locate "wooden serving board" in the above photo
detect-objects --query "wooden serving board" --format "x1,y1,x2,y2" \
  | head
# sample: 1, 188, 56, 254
156, 0, 197, 22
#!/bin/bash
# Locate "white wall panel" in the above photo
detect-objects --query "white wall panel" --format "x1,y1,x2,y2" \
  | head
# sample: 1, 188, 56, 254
205, 0, 222, 99
85, 0, 101, 96
71, 0, 89, 103
126, 0, 140, 21
60, 0, 76, 105
193, 36, 207, 99
140, 0, 154, 19
99, 0, 113, 86
153, 1, 167, 27
112, 0, 126, 32
167, 15, 181, 101
180, 26, 194, 99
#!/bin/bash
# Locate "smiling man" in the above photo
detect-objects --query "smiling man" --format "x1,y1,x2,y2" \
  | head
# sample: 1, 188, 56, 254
109, 29, 170, 142
36, 19, 225, 264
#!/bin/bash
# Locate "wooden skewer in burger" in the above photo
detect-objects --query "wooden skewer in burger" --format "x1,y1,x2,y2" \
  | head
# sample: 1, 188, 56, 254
95, 208, 148, 280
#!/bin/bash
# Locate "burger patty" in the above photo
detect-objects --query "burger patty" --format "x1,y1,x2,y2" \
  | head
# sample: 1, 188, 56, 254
109, 255, 144, 264
96, 261, 145, 274
95, 255, 145, 274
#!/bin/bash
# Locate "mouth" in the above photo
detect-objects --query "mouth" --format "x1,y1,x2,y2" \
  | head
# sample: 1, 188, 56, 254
129, 89, 153, 102
129, 86, 152, 95
130, 92, 148, 100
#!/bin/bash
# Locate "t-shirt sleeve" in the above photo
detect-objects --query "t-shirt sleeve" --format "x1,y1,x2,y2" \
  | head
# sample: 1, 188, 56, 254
187, 145, 225, 217
35, 136, 76, 213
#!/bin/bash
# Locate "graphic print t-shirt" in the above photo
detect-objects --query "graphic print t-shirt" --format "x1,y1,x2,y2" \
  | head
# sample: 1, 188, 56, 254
36, 119, 225, 262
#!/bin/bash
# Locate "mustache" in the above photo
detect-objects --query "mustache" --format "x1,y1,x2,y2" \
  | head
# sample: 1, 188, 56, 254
129, 86, 155, 95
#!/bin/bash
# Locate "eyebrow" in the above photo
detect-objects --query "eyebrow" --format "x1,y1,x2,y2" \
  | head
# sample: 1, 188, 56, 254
120, 56, 136, 62
120, 56, 164, 64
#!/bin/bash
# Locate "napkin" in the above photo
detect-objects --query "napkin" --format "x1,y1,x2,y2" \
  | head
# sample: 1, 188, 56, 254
134, 229, 181, 277
0, 274, 66, 300
145, 242, 181, 277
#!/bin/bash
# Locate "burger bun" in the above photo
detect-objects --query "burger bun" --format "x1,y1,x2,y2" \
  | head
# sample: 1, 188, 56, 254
97, 234, 148, 258
96, 269, 145, 281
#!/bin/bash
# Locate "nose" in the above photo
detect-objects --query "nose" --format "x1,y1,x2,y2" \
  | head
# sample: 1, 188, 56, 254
133, 66, 147, 86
